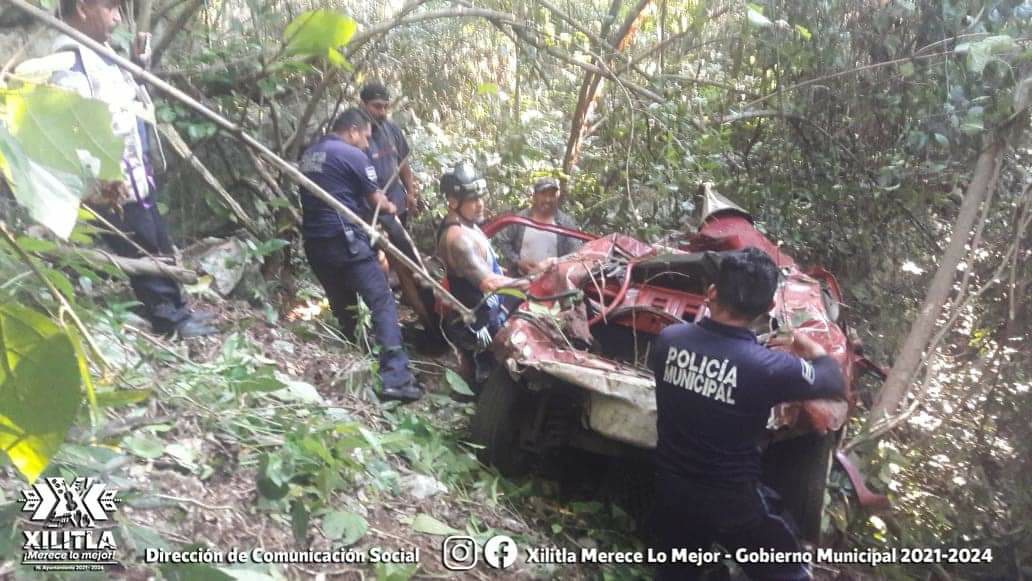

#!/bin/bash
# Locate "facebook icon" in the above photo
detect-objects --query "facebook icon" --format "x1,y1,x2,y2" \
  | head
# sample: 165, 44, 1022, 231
483, 535, 519, 569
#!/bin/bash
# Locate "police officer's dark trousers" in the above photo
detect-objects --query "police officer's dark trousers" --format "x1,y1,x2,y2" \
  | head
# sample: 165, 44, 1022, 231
304, 230, 414, 390
652, 470, 810, 581
93, 198, 190, 334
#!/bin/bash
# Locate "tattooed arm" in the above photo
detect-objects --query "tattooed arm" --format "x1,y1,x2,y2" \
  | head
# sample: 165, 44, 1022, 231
444, 228, 527, 293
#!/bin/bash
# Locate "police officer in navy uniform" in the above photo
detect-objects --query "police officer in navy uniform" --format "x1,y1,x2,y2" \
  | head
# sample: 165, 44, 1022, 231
649, 247, 846, 580
299, 108, 423, 403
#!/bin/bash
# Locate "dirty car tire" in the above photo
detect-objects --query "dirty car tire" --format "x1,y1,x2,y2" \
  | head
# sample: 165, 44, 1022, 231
762, 430, 840, 544
471, 366, 530, 476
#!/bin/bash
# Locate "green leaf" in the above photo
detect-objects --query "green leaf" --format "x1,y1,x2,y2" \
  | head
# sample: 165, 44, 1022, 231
236, 366, 286, 393
42, 268, 75, 304
123, 433, 165, 459
323, 510, 367, 545
444, 369, 474, 397
283, 10, 356, 68
794, 24, 812, 40
2, 84, 124, 180
291, 500, 310, 544
14, 236, 57, 253
270, 376, 324, 404
161, 564, 234, 581
95, 388, 152, 408
959, 122, 984, 135
374, 563, 418, 581
0, 303, 84, 482
476, 83, 499, 96
359, 426, 385, 458
958, 35, 1017, 75
0, 125, 77, 239
0, 84, 125, 238
254, 238, 290, 257
411, 513, 461, 536
256, 453, 290, 499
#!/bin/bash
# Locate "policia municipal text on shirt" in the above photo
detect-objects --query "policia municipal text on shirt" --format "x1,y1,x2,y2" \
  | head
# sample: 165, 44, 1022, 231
649, 247, 846, 581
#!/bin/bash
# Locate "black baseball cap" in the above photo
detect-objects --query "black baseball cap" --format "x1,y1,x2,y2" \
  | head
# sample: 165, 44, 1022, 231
533, 177, 559, 193
360, 82, 390, 102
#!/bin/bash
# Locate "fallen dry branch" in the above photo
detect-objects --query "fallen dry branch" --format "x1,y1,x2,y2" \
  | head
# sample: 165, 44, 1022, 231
63, 246, 198, 284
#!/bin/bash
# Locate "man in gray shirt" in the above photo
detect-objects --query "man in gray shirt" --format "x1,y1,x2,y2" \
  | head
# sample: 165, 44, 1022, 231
496, 177, 583, 276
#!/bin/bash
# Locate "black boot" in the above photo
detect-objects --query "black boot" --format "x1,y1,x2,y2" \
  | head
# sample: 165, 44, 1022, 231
173, 315, 217, 338
379, 381, 425, 403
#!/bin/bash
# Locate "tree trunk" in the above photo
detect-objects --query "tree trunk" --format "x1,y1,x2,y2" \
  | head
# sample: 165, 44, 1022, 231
562, 0, 651, 177
865, 139, 1005, 426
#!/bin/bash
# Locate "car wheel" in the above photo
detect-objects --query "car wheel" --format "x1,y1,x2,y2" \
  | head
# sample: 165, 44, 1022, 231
471, 366, 530, 476
762, 430, 840, 544
600, 456, 655, 534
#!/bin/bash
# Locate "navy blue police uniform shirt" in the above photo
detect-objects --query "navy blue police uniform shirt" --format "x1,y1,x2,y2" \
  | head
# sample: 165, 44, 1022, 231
299, 135, 379, 240
650, 318, 845, 483
367, 120, 410, 211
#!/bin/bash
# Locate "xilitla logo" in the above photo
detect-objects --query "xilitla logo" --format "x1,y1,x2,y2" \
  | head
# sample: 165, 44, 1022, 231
20, 477, 119, 528
18, 477, 121, 570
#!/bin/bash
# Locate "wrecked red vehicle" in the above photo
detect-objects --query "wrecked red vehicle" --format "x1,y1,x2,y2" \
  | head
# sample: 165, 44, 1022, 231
467, 190, 888, 542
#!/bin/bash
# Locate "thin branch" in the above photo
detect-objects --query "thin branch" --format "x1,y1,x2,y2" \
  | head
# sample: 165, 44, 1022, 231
740, 50, 956, 111
1, 26, 46, 79
345, 7, 517, 53
621, 7, 730, 72
509, 25, 662, 102
157, 123, 262, 236
152, 0, 191, 23
150, 0, 204, 67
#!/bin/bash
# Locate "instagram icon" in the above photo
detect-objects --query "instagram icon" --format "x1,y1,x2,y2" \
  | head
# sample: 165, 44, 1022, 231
442, 536, 478, 570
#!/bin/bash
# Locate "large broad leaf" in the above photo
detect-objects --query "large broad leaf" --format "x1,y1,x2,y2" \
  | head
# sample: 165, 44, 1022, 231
957, 35, 1017, 75
0, 303, 85, 482
3, 84, 124, 179
0, 84, 124, 238
444, 369, 474, 397
323, 510, 367, 545
0, 125, 81, 238
283, 9, 356, 68
410, 513, 461, 536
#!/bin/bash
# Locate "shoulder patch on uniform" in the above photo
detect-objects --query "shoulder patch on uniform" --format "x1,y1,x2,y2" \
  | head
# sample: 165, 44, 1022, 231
800, 359, 816, 385
365, 165, 378, 182
299, 151, 326, 174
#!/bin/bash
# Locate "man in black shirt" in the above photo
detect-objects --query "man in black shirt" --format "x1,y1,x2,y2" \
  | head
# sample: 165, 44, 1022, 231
649, 247, 845, 580
359, 82, 438, 335
360, 82, 419, 223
